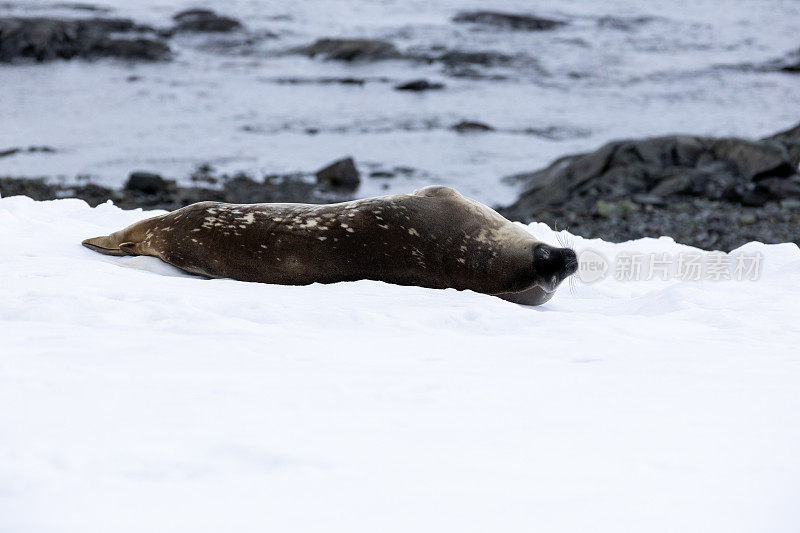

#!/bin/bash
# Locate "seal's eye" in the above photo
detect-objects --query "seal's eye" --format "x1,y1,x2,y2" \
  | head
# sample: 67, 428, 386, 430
534, 245, 552, 264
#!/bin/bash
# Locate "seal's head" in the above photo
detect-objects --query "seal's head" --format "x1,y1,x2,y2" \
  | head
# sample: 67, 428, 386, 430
532, 243, 578, 293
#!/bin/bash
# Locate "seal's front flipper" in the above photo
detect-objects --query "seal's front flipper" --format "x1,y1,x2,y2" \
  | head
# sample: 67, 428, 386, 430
496, 285, 554, 306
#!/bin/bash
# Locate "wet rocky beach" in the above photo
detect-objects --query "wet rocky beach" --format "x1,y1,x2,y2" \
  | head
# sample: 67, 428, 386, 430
1, 1, 799, 251
4, 120, 799, 252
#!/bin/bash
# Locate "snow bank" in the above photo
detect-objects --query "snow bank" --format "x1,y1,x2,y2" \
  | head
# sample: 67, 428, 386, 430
1, 195, 799, 532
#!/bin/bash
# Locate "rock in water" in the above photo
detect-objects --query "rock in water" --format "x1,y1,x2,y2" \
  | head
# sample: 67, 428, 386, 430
125, 172, 167, 195
0, 17, 170, 62
394, 79, 445, 91
0, 145, 55, 157
452, 11, 567, 31
451, 120, 494, 133
295, 38, 400, 61
316, 158, 360, 190
752, 47, 800, 74
171, 9, 243, 33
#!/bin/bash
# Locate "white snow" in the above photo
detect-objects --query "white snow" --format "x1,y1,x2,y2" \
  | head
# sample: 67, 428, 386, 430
1, 195, 799, 532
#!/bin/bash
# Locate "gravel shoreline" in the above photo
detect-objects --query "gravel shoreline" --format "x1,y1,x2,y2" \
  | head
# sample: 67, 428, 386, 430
530, 198, 800, 251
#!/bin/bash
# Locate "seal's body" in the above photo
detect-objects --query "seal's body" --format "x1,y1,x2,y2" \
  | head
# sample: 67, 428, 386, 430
83, 186, 576, 305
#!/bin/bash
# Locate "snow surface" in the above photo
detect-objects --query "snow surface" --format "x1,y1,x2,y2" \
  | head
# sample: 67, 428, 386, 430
2, 195, 799, 532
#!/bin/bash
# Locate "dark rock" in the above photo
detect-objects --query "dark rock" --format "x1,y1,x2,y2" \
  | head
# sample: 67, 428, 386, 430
173, 9, 215, 20
771, 48, 800, 72
394, 79, 445, 91
274, 76, 367, 85
189, 163, 217, 184
393, 166, 416, 175
68, 182, 115, 206
369, 170, 395, 178
753, 175, 800, 203
171, 8, 243, 33
295, 38, 400, 62
221, 174, 308, 204
316, 157, 360, 190
337, 77, 367, 85
0, 17, 170, 63
1, 166, 358, 212
29, 145, 55, 153
711, 138, 794, 180
314, 77, 367, 85
0, 145, 56, 157
125, 171, 167, 194
452, 10, 566, 31
452, 120, 494, 133
0, 177, 58, 200
764, 120, 800, 167
102, 37, 171, 60
500, 123, 800, 222
745, 47, 800, 74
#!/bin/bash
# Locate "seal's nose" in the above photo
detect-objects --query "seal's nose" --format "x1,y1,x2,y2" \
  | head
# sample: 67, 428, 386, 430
534, 244, 578, 281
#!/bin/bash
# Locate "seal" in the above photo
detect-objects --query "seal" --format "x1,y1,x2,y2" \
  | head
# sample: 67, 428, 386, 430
82, 186, 577, 305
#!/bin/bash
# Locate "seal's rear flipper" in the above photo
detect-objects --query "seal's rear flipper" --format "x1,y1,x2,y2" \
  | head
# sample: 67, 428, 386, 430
82, 235, 133, 256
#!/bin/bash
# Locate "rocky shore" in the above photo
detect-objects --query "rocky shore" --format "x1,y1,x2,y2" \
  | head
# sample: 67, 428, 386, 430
498, 122, 800, 251
0, 158, 360, 211
0, 8, 244, 62
3, 122, 799, 252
